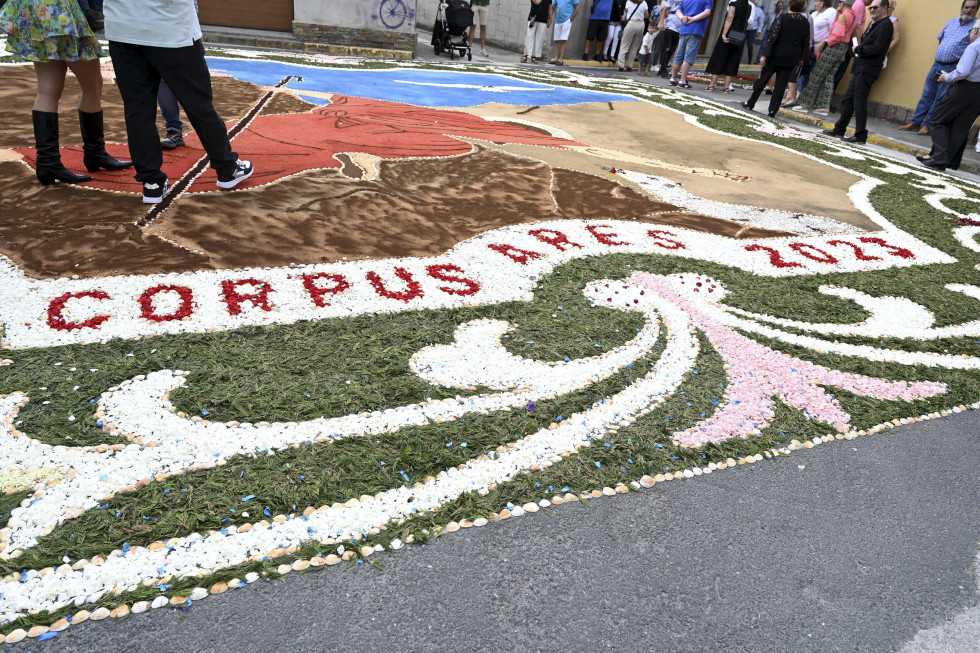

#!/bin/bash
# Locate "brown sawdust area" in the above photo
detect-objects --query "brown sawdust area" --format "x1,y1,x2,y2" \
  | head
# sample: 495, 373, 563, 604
453, 101, 875, 231
0, 66, 863, 280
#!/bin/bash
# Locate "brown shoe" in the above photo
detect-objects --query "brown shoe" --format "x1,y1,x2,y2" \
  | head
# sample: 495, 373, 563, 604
899, 123, 920, 131
918, 126, 930, 136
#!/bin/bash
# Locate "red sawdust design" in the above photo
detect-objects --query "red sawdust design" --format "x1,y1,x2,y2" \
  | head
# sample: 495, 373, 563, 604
12, 95, 585, 195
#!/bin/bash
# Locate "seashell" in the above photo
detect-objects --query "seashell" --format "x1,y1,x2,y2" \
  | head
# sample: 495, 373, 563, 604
639, 475, 656, 488
277, 564, 292, 575
360, 546, 375, 557
444, 522, 460, 533
210, 582, 228, 594
131, 601, 149, 614
189, 587, 208, 601
4, 629, 27, 644
150, 596, 169, 609
73, 609, 91, 622
325, 554, 342, 565
292, 559, 311, 571
523, 502, 539, 513
90, 606, 111, 620
50, 617, 71, 631
110, 605, 129, 618
27, 625, 49, 638
170, 595, 189, 606
473, 518, 489, 527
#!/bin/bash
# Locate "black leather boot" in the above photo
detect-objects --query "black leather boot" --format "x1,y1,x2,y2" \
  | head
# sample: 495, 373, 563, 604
32, 110, 93, 185
79, 109, 132, 172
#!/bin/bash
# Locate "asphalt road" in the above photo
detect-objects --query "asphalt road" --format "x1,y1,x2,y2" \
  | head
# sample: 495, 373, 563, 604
11, 411, 978, 652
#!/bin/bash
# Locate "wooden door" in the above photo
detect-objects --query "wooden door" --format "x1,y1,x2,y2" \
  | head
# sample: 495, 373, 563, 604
198, 0, 294, 33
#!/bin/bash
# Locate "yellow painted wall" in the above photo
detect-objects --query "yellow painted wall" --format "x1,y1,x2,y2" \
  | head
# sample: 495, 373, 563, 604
870, 0, 971, 110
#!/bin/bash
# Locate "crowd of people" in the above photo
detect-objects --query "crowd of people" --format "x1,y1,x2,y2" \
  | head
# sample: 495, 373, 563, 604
515, 0, 980, 170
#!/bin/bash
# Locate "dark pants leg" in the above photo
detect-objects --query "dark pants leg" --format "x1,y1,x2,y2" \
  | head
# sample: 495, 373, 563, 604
658, 30, 678, 76
744, 29, 755, 63
110, 39, 238, 182
833, 47, 853, 94
928, 81, 980, 166
108, 40, 167, 184
157, 80, 183, 133
746, 64, 777, 108
834, 70, 876, 140
766, 67, 794, 115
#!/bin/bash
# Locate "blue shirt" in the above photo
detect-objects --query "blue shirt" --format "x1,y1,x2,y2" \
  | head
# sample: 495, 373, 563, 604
936, 16, 979, 64
678, 0, 713, 37
945, 38, 980, 83
555, 0, 579, 23
591, 0, 614, 21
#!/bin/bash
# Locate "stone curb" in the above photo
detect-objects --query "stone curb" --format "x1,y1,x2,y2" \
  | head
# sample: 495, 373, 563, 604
200, 34, 413, 60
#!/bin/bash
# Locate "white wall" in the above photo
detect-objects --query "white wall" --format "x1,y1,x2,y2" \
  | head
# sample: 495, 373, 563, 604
296, 0, 419, 34
418, 0, 556, 55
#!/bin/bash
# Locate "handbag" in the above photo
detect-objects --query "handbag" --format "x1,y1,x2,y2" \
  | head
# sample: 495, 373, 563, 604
726, 30, 746, 46
620, 1, 642, 28
77, 0, 104, 32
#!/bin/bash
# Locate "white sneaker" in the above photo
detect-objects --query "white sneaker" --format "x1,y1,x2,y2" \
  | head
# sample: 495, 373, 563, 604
216, 159, 254, 189
142, 179, 169, 204
481, 48, 488, 56
652, 64, 661, 73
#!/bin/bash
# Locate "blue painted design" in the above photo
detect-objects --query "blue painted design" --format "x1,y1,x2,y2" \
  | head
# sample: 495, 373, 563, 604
206, 58, 636, 108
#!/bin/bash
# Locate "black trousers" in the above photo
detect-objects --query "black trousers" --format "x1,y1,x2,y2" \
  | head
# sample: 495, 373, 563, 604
928, 80, 980, 167
834, 68, 880, 140
658, 29, 679, 76
108, 39, 237, 184
833, 47, 853, 93
746, 64, 794, 115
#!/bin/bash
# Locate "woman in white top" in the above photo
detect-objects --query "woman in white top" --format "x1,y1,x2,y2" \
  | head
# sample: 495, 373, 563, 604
617, 0, 649, 71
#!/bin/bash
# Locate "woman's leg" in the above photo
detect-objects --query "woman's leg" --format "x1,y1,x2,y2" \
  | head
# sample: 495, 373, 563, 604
768, 67, 794, 115
33, 61, 68, 113
66, 58, 104, 113
745, 65, 775, 108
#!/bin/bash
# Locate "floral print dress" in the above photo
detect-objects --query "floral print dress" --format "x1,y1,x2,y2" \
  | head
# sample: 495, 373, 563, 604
0, 0, 104, 62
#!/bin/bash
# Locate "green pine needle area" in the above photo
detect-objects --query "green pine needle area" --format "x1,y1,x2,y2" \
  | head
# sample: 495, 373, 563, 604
1, 52, 978, 633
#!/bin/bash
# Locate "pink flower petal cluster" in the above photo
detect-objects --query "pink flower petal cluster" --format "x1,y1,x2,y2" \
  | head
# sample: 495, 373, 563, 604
630, 272, 948, 447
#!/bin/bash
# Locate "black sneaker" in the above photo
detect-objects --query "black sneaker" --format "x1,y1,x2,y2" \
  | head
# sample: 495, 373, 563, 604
161, 130, 184, 150
142, 178, 169, 204
216, 159, 254, 189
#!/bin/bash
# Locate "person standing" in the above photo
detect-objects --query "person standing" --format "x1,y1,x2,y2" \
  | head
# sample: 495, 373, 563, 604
656, 0, 682, 77
522, 0, 553, 63
920, 25, 980, 171
744, 0, 763, 64
584, 0, 614, 61
756, 0, 783, 62
899, 0, 979, 136
638, 22, 657, 74
668, 0, 713, 88
794, 0, 858, 115
0, 0, 131, 185
821, 0, 894, 144
617, 0, 649, 70
603, 0, 627, 63
741, 0, 810, 117
469, 0, 490, 57
704, 0, 750, 93
549, 0, 580, 65
103, 0, 253, 204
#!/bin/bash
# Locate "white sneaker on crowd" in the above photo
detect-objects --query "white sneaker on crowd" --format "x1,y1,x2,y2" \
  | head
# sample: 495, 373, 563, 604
216, 159, 254, 189
652, 64, 661, 73
481, 48, 488, 56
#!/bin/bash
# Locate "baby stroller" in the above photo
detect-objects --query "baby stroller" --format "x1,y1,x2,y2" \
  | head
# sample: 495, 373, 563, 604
432, 0, 473, 60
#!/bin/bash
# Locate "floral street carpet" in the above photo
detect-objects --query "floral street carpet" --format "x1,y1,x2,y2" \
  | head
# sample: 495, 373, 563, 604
0, 46, 978, 644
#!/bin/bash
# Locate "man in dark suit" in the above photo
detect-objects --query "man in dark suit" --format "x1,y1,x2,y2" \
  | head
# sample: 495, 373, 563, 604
822, 0, 894, 144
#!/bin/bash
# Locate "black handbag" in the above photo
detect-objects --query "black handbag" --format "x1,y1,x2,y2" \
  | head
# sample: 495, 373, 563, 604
726, 29, 746, 46
77, 0, 104, 32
